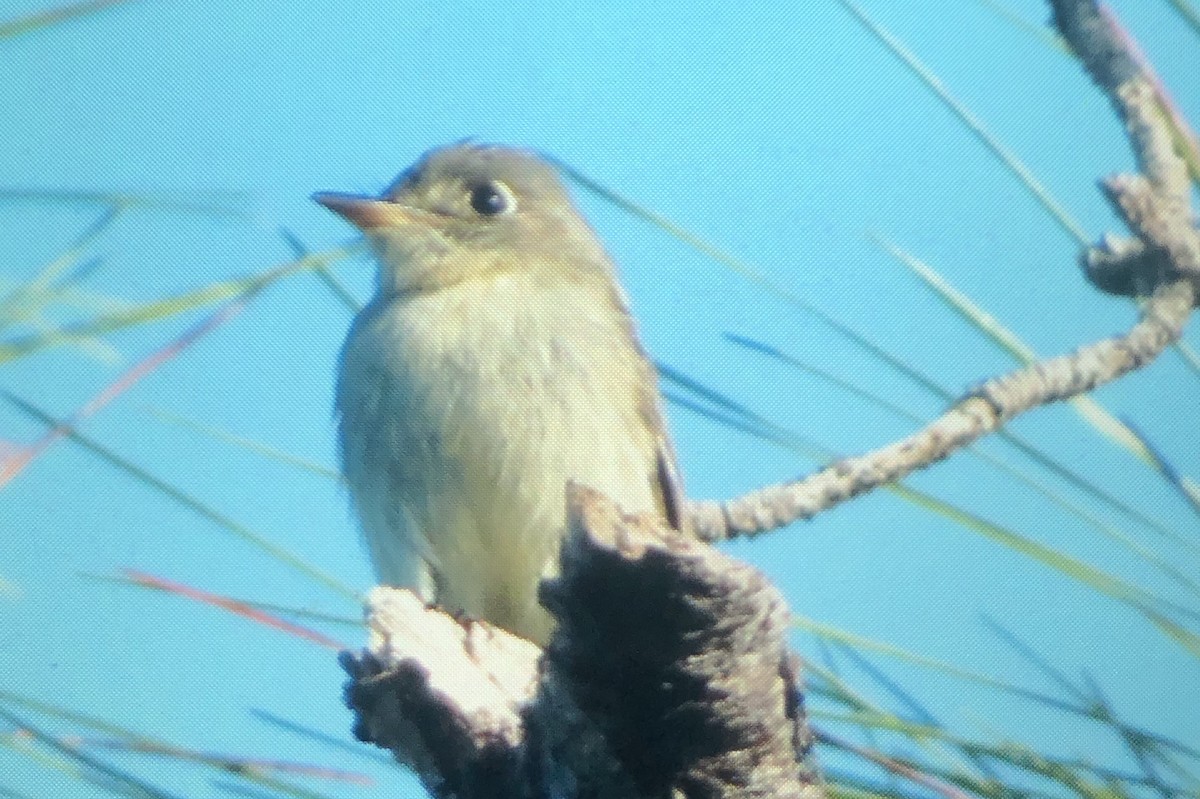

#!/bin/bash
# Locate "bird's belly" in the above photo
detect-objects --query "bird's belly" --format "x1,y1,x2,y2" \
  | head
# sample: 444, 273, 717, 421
339, 283, 659, 640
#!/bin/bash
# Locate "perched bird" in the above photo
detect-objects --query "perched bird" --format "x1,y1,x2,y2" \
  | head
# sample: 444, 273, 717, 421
316, 143, 684, 644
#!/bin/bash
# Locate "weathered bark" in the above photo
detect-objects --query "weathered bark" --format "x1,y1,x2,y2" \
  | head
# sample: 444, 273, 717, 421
342, 485, 823, 798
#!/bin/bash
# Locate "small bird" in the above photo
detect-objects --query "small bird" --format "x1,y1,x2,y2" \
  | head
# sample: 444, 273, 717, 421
315, 143, 684, 644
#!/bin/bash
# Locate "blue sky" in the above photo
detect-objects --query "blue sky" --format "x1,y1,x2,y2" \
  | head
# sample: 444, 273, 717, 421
2, 1, 1198, 797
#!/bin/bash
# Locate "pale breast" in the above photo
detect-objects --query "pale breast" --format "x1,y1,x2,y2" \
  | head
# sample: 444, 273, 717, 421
337, 269, 666, 639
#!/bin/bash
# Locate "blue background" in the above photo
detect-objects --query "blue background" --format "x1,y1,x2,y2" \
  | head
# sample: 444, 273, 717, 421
2, 1, 1198, 796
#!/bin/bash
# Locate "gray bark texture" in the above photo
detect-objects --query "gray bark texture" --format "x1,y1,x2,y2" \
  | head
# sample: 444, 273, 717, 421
341, 485, 824, 798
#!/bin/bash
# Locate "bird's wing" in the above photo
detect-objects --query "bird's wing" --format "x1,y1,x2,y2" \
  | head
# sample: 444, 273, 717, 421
655, 436, 687, 531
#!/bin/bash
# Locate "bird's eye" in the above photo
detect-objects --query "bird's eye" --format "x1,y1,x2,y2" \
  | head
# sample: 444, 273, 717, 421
468, 181, 515, 216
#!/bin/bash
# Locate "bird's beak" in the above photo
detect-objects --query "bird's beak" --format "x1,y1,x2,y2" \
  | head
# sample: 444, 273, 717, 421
313, 192, 427, 231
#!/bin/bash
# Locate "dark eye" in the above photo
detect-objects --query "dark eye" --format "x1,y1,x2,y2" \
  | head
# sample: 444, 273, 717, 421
468, 181, 515, 216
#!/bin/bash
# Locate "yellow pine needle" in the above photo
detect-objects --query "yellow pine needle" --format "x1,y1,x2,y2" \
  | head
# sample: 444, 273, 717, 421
836, 0, 1090, 246
875, 235, 1171, 473
0, 0, 139, 39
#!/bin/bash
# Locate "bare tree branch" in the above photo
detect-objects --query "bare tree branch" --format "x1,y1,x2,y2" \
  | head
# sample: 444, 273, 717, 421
688, 0, 1198, 543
